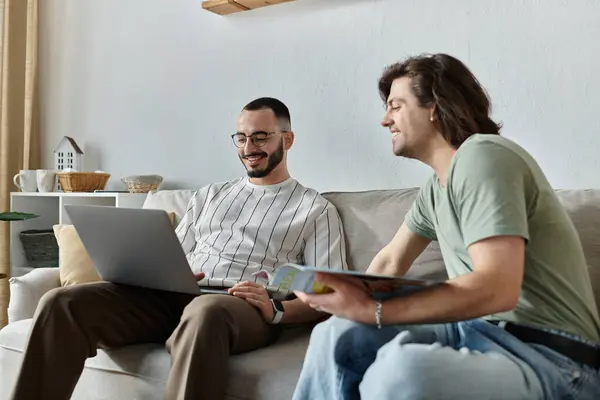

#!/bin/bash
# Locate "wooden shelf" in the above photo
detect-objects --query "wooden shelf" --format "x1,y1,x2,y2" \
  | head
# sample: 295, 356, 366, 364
202, 0, 295, 15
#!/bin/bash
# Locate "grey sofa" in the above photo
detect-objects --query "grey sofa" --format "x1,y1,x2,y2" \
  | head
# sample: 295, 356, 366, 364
1, 188, 599, 399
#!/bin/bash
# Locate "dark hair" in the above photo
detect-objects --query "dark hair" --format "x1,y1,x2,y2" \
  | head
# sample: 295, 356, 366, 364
243, 97, 291, 131
378, 53, 502, 147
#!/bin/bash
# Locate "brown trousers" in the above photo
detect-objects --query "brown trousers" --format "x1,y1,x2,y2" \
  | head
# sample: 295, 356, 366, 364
10, 282, 279, 400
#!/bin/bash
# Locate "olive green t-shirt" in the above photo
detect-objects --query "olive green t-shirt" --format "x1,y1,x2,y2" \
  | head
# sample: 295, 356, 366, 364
405, 134, 600, 342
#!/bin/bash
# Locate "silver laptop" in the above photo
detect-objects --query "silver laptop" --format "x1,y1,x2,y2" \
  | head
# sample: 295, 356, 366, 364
64, 205, 226, 295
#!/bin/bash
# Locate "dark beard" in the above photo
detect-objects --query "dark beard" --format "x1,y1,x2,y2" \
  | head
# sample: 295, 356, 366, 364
242, 139, 284, 179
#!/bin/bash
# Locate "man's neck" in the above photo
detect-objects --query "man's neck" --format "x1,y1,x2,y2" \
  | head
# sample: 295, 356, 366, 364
248, 169, 291, 186
419, 141, 457, 187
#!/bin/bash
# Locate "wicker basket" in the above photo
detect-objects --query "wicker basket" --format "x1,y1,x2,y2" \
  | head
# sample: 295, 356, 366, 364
19, 229, 59, 268
121, 175, 163, 193
57, 172, 110, 192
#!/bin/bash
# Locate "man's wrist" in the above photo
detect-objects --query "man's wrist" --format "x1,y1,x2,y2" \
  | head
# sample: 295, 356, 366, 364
269, 299, 285, 324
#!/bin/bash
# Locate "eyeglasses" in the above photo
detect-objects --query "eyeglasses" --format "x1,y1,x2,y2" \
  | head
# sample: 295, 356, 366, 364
231, 131, 284, 148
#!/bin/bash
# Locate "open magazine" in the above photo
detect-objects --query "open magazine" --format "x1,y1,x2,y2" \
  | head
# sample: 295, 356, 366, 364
253, 263, 443, 295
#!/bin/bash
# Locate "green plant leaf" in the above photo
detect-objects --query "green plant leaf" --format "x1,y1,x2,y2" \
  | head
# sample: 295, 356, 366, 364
0, 212, 39, 221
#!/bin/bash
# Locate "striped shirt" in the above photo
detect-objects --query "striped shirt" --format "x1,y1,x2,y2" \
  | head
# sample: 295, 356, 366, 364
175, 177, 347, 295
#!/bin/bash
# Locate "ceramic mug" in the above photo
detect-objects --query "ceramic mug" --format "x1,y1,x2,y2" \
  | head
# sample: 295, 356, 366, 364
36, 169, 56, 192
13, 170, 37, 192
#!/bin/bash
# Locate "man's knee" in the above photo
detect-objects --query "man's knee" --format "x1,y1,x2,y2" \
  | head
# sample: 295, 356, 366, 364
360, 339, 449, 400
305, 317, 379, 361
178, 295, 231, 331
36, 285, 81, 316
311, 316, 361, 341
35, 283, 110, 319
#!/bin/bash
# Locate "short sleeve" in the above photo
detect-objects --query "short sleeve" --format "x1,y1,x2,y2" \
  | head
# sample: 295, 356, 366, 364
303, 203, 348, 270
405, 180, 438, 241
450, 141, 531, 248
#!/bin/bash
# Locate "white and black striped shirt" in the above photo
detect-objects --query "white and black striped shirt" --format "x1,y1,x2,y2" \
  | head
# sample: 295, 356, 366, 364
175, 177, 347, 292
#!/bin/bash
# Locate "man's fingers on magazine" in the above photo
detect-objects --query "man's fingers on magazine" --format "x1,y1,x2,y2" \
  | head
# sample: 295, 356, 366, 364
315, 273, 366, 292
366, 280, 396, 292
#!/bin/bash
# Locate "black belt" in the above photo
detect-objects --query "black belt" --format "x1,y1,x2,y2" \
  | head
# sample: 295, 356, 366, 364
489, 320, 600, 369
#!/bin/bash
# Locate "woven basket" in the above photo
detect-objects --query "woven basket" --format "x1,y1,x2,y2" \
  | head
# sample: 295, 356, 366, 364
57, 172, 110, 192
19, 229, 59, 268
121, 175, 163, 193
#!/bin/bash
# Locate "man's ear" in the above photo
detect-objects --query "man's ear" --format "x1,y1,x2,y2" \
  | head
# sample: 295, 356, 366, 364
284, 131, 294, 150
429, 104, 437, 123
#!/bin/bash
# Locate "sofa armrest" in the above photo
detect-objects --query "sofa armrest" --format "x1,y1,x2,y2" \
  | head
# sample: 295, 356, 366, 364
7, 268, 61, 323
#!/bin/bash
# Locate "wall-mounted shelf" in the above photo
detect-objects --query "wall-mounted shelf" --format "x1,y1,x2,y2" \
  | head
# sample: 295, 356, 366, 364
202, 0, 295, 15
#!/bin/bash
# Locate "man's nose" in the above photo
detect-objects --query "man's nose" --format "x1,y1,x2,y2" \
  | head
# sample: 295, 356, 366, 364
243, 138, 259, 153
381, 111, 392, 127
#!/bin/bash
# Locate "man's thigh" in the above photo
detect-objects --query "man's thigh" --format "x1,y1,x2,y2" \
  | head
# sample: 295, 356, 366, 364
42, 281, 194, 348
359, 331, 544, 400
180, 293, 278, 354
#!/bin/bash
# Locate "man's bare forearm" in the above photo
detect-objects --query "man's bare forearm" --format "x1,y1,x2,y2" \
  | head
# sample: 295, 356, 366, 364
376, 270, 519, 326
366, 223, 431, 277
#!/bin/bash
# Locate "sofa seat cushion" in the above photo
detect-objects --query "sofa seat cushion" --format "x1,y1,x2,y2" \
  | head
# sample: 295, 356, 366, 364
0, 319, 312, 400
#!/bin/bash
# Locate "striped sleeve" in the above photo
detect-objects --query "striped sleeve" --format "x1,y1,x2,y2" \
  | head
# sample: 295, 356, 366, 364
303, 203, 348, 270
175, 187, 208, 256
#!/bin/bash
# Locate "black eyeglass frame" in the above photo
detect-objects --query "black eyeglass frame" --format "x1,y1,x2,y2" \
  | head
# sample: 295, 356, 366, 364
231, 131, 287, 148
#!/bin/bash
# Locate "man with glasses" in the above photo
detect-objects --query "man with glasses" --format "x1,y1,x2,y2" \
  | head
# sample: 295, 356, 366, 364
10, 97, 347, 400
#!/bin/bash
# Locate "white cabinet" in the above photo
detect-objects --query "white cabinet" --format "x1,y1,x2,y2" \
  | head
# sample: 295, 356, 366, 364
9, 192, 147, 277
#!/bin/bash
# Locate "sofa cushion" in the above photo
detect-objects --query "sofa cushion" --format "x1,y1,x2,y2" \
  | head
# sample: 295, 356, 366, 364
143, 190, 195, 226
323, 189, 447, 282
54, 224, 102, 287
0, 319, 311, 400
7, 268, 61, 323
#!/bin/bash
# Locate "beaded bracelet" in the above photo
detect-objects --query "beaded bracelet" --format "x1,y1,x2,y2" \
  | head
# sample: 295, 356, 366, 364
375, 301, 383, 329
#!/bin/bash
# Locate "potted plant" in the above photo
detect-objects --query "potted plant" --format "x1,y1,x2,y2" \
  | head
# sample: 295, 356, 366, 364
0, 212, 38, 221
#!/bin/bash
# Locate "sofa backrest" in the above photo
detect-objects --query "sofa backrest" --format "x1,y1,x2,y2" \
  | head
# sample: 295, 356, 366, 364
143, 189, 196, 225
143, 187, 600, 313
324, 188, 600, 315
322, 189, 447, 281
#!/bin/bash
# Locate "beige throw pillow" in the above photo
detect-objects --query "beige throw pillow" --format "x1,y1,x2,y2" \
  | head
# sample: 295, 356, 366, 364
53, 224, 102, 286
53, 212, 177, 287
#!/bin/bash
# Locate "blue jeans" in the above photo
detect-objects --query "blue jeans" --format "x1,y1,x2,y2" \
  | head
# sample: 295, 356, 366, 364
293, 316, 600, 399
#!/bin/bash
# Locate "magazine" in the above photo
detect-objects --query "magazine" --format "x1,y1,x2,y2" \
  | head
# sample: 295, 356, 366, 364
253, 263, 443, 295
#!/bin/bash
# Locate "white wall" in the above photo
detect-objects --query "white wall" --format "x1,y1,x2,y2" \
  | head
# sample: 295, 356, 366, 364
39, 0, 600, 192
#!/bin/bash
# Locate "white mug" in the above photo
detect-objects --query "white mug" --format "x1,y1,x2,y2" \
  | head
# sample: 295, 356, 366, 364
36, 169, 56, 192
13, 170, 37, 192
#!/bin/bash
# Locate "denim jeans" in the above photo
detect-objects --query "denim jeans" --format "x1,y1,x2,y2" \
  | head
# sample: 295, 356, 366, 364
292, 316, 600, 399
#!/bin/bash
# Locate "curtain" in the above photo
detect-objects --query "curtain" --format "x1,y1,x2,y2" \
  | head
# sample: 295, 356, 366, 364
0, 0, 40, 328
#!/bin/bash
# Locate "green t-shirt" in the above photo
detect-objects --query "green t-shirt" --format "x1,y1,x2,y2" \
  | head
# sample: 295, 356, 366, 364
405, 134, 600, 342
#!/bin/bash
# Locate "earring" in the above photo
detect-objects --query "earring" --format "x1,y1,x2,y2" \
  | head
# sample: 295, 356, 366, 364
430, 117, 434, 122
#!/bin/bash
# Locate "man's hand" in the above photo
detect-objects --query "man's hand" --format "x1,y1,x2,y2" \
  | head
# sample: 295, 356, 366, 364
194, 272, 206, 281
294, 273, 377, 324
229, 281, 274, 322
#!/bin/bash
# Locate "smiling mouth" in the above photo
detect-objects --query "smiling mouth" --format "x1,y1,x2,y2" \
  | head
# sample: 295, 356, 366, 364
243, 154, 266, 166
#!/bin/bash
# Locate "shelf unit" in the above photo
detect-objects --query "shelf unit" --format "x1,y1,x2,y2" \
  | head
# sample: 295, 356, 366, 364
202, 0, 295, 15
9, 192, 148, 278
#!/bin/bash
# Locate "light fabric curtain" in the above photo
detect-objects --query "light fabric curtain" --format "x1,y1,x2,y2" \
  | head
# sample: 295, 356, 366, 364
0, 0, 40, 328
